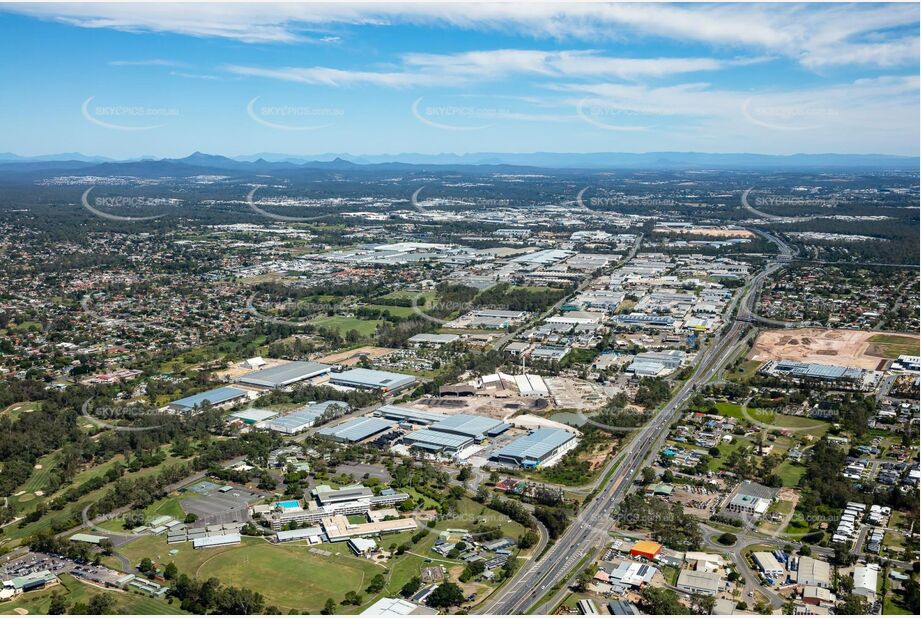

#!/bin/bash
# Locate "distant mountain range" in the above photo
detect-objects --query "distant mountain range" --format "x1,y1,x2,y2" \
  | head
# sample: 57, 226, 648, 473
232, 151, 921, 170
0, 150, 917, 176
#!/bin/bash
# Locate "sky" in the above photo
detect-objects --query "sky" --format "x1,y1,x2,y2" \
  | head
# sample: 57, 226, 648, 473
0, 1, 918, 158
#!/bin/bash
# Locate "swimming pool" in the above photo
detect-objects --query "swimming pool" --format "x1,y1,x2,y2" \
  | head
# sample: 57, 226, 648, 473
276, 500, 301, 509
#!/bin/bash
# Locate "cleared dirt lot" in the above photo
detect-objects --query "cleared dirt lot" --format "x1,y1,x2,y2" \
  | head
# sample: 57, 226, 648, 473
316, 346, 395, 366
749, 328, 919, 370
658, 226, 754, 238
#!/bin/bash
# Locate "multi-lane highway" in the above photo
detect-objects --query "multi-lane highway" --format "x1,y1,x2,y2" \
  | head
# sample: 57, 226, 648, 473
481, 230, 792, 615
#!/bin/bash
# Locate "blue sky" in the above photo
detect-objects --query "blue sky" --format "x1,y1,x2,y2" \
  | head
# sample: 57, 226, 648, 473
0, 2, 918, 158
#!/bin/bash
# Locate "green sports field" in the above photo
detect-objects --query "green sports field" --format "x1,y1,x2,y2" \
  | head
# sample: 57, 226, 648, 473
713, 401, 774, 423
311, 316, 382, 337
115, 535, 383, 613
867, 333, 920, 359
364, 304, 418, 317
196, 539, 384, 612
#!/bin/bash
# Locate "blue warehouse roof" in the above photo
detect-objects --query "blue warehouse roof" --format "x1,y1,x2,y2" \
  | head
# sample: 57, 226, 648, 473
264, 401, 349, 433
329, 368, 417, 390
238, 361, 331, 388
430, 414, 509, 439
375, 404, 449, 425
492, 428, 577, 464
170, 386, 247, 410
317, 417, 393, 442
404, 428, 473, 452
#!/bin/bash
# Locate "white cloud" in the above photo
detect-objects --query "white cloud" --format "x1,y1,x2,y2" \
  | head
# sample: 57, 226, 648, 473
5, 3, 918, 70
226, 48, 751, 88
561, 74, 920, 134
169, 71, 221, 81
225, 64, 439, 88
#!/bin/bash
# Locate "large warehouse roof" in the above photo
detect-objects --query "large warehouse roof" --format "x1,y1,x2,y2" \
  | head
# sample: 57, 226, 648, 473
317, 417, 393, 442
772, 360, 864, 380
512, 374, 549, 396
430, 414, 508, 439
404, 428, 473, 452
329, 368, 416, 391
262, 400, 349, 434
492, 428, 576, 464
228, 408, 278, 424
797, 557, 831, 587
407, 333, 460, 345
375, 405, 448, 425
238, 361, 331, 388
170, 386, 247, 410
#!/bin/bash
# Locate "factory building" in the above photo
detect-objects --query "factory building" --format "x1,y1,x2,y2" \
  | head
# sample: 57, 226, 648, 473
317, 417, 394, 443
403, 429, 473, 455
725, 481, 776, 517
407, 333, 461, 347
796, 557, 832, 589
428, 414, 510, 440
237, 361, 332, 389
228, 408, 278, 425
491, 427, 578, 469
612, 313, 676, 330
168, 386, 249, 414
752, 552, 785, 580
399, 412, 510, 457
329, 368, 417, 394
627, 350, 686, 377
629, 540, 663, 561
759, 360, 871, 390
262, 401, 349, 434
373, 405, 448, 426
676, 570, 723, 596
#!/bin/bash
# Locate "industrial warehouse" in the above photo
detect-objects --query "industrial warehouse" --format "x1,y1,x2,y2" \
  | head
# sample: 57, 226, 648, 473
260, 401, 349, 434
314, 398, 579, 470
491, 427, 579, 468
318, 417, 395, 443
168, 386, 251, 413
758, 360, 877, 391
402, 413, 510, 455
327, 367, 418, 393
236, 361, 332, 389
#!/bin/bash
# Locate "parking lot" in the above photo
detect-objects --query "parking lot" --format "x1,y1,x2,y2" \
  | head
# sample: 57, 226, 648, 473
180, 485, 262, 526
0, 551, 125, 588
1, 552, 73, 580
